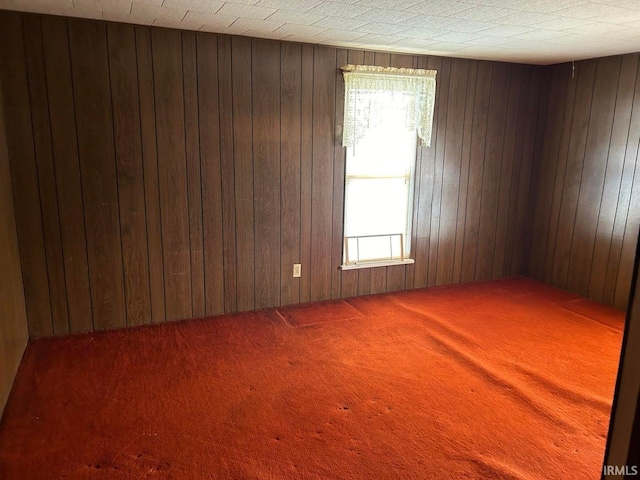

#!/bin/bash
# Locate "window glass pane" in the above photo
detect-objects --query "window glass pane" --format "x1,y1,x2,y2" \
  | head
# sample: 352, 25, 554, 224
344, 177, 408, 238
346, 124, 416, 177
353, 235, 401, 263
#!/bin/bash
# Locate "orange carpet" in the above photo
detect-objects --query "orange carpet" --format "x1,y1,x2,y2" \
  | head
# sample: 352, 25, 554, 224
0, 278, 624, 479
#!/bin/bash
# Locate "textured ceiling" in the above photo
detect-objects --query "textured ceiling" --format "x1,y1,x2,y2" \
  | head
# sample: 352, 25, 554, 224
1, 0, 640, 64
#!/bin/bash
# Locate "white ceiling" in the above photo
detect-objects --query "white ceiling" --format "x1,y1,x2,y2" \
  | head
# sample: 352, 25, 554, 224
1, 0, 640, 64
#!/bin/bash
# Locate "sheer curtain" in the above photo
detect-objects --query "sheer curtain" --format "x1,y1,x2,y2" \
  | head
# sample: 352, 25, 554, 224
341, 64, 437, 148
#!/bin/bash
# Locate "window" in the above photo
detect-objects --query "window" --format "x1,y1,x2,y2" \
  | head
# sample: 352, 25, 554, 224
340, 65, 436, 269
343, 111, 416, 266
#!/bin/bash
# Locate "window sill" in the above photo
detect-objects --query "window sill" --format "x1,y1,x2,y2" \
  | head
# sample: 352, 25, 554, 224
340, 259, 414, 270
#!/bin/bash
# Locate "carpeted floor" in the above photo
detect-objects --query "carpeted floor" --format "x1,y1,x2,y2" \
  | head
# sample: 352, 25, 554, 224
0, 278, 625, 479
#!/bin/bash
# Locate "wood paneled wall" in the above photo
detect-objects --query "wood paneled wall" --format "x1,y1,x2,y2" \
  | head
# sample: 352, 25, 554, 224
530, 55, 640, 310
0, 11, 543, 337
0, 73, 29, 417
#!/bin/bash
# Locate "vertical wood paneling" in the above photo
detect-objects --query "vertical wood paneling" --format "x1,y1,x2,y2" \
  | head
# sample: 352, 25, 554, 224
0, 70, 29, 416
567, 56, 621, 297
231, 36, 255, 312
310, 46, 336, 302
541, 64, 576, 282
516, 69, 545, 277
280, 42, 302, 306
492, 65, 521, 279
461, 61, 493, 282
217, 35, 238, 313
427, 56, 448, 287
436, 58, 468, 286
532, 55, 640, 310
616, 157, 640, 309
41, 17, 93, 333
182, 31, 205, 318
135, 25, 165, 324
3, 13, 549, 335
107, 22, 152, 327
22, 16, 69, 335
608, 58, 640, 308
589, 55, 637, 302
0, 12, 52, 337
452, 60, 478, 283
504, 66, 534, 276
197, 33, 225, 316
550, 61, 596, 287
68, 19, 126, 331
476, 63, 510, 281
299, 43, 313, 304
151, 28, 192, 321
252, 39, 281, 309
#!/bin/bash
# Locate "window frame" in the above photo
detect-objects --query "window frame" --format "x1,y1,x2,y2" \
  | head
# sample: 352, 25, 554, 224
340, 128, 419, 270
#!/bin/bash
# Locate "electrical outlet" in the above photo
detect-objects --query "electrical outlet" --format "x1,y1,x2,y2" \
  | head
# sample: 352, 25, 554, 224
293, 264, 301, 278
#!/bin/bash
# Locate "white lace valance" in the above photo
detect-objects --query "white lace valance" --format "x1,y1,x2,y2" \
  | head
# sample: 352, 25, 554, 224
341, 64, 437, 148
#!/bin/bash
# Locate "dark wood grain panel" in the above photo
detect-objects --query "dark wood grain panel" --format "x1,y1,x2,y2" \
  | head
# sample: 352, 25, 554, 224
231, 35, 255, 312
310, 45, 336, 301
460, 61, 492, 282
107, 22, 152, 327
69, 18, 126, 331
151, 27, 192, 321
588, 56, 637, 302
300, 43, 314, 304
566, 56, 621, 298
369, 267, 387, 296
182, 31, 205, 318
600, 71, 638, 309
0, 11, 52, 337
280, 41, 302, 306
607, 56, 640, 307
196, 32, 225, 316
135, 25, 165, 324
532, 54, 640, 309
550, 60, 597, 288
504, 66, 533, 276
217, 35, 238, 313
41, 16, 93, 333
512, 68, 544, 277
541, 63, 576, 283
252, 39, 281, 309
390, 53, 414, 67
0, 71, 29, 416
22, 16, 69, 335
436, 58, 468, 286
615, 160, 640, 309
452, 60, 478, 283
492, 65, 521, 279
427, 56, 448, 287
475, 63, 510, 281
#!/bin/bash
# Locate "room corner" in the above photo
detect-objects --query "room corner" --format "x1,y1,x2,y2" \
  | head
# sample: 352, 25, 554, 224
0, 73, 29, 418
